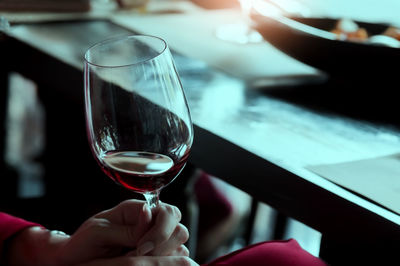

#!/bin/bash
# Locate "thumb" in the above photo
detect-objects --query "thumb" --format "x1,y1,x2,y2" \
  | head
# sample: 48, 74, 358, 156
92, 202, 152, 247
92, 216, 151, 248
95, 200, 151, 226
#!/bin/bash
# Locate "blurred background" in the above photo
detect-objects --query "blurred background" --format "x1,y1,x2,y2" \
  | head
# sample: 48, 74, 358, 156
1, 0, 400, 264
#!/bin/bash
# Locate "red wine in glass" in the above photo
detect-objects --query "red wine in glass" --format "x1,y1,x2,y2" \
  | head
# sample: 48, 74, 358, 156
101, 150, 190, 193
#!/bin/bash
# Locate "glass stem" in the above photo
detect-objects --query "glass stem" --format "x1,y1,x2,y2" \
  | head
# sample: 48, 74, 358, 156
143, 190, 160, 209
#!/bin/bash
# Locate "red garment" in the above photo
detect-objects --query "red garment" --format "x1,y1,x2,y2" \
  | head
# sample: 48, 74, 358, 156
204, 239, 327, 266
0, 212, 326, 266
0, 212, 40, 254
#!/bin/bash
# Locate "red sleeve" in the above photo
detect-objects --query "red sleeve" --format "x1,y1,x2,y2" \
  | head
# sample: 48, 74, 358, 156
203, 239, 327, 266
0, 212, 41, 253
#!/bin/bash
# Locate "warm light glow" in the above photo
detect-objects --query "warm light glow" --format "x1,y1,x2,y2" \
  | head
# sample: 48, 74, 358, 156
238, 0, 254, 15
270, 0, 311, 16
252, 0, 311, 17
252, 0, 282, 18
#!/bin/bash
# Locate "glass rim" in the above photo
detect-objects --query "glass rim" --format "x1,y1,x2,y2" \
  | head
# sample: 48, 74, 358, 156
84, 34, 168, 68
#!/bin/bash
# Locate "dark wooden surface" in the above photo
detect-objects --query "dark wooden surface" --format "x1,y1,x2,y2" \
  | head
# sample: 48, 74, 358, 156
2, 19, 400, 264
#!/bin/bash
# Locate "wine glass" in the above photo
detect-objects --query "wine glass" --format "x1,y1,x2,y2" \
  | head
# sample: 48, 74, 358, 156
84, 35, 194, 208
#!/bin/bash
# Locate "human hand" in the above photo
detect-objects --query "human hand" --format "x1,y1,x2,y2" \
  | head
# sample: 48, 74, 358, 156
57, 200, 190, 265
4, 200, 190, 266
77, 255, 199, 266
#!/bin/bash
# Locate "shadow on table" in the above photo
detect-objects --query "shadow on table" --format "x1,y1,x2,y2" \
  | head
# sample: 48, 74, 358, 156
259, 75, 400, 128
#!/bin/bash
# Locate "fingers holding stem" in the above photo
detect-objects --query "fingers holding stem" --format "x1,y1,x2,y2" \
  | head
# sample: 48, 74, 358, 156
143, 190, 160, 209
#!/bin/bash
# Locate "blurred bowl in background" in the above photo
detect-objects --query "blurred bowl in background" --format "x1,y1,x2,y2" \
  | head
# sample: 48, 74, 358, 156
251, 9, 400, 82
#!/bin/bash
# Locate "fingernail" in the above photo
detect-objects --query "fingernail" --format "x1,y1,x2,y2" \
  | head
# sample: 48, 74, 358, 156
174, 206, 182, 220
142, 204, 150, 214
137, 241, 154, 255
51, 230, 67, 235
142, 204, 152, 221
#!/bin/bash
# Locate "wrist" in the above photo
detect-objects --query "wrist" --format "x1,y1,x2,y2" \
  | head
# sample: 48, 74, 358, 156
4, 226, 70, 266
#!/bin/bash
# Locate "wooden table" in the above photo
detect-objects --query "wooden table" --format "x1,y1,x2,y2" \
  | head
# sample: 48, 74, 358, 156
2, 18, 400, 264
